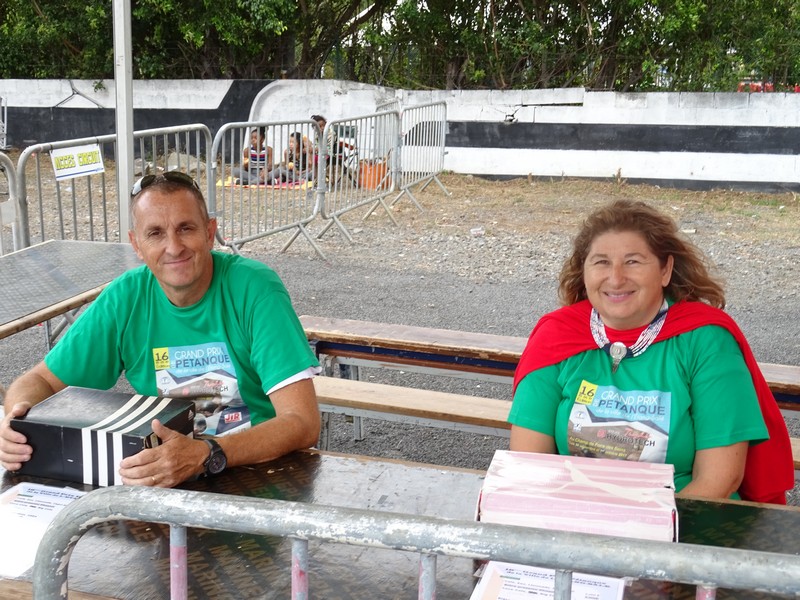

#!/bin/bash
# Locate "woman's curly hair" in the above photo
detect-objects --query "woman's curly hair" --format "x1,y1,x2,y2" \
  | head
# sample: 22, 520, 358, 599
558, 199, 726, 308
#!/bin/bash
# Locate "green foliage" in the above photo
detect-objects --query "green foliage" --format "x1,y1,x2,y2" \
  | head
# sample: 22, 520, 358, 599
0, 0, 798, 90
131, 0, 295, 77
0, 0, 113, 77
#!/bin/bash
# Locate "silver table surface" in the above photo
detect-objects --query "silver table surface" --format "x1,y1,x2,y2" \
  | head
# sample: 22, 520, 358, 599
0, 240, 140, 340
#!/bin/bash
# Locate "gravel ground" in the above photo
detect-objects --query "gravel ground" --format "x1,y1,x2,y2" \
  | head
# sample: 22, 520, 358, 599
2, 173, 800, 503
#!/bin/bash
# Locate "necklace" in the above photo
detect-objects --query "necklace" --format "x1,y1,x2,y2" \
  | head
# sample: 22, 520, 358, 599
590, 299, 669, 373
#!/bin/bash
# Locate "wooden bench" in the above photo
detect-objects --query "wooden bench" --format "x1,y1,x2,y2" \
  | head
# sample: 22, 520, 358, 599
314, 376, 511, 450
300, 315, 800, 408
313, 375, 510, 450
300, 315, 525, 382
302, 315, 800, 472
313, 375, 800, 473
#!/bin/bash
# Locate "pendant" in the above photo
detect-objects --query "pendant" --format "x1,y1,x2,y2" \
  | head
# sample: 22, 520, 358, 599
609, 342, 628, 373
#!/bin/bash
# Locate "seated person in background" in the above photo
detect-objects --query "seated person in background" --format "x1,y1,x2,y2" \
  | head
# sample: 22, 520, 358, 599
311, 114, 344, 184
0, 172, 321, 487
509, 199, 793, 504
311, 114, 338, 164
230, 127, 273, 184
267, 131, 314, 184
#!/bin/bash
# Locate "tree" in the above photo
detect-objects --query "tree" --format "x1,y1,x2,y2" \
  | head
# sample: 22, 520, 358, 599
131, 0, 297, 78
290, 0, 396, 79
0, 0, 114, 78
1, 0, 798, 90
341, 0, 800, 91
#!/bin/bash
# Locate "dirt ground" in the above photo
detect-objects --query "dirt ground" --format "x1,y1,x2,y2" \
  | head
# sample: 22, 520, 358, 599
3, 146, 798, 248
399, 172, 800, 245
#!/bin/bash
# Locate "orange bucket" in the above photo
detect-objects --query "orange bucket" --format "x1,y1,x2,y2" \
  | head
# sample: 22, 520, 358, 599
358, 160, 388, 190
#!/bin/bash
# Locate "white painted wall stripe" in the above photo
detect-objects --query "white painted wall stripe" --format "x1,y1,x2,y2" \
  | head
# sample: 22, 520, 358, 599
0, 79, 235, 109
445, 148, 799, 183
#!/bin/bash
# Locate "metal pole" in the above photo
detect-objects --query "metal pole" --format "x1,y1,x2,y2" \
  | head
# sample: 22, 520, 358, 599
418, 553, 437, 600
292, 537, 309, 600
554, 569, 573, 600
169, 525, 188, 600
112, 0, 134, 235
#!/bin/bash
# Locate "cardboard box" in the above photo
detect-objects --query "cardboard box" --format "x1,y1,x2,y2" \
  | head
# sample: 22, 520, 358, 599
478, 450, 677, 542
11, 387, 195, 487
472, 451, 677, 599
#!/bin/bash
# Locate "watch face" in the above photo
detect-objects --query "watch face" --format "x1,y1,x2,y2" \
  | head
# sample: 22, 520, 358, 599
207, 452, 226, 474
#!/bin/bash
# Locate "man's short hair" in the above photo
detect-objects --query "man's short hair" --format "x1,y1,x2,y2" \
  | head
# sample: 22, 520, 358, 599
130, 172, 209, 228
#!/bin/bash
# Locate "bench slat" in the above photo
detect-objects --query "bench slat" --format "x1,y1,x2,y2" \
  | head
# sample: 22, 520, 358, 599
760, 362, 800, 395
313, 376, 510, 430
300, 315, 525, 362
314, 376, 800, 470
301, 315, 800, 400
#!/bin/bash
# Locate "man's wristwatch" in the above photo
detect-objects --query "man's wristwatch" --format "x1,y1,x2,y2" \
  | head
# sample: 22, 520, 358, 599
203, 439, 227, 476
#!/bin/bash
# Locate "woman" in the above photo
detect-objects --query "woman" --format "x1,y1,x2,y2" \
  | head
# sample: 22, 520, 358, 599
509, 199, 793, 503
267, 131, 314, 184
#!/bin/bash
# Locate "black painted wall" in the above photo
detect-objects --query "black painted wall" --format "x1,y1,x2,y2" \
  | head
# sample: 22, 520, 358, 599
6, 80, 272, 149
446, 122, 800, 155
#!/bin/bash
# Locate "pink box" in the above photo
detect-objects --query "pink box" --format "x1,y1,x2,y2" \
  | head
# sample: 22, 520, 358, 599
478, 450, 677, 542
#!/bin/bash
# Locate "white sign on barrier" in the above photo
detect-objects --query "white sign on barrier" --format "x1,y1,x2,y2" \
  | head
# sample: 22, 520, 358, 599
50, 143, 105, 181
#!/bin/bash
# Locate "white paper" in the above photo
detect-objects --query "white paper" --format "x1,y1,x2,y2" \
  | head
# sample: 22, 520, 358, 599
470, 561, 625, 600
0, 483, 86, 577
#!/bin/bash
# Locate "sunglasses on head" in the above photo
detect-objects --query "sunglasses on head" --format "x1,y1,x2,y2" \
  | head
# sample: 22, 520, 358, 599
131, 171, 200, 197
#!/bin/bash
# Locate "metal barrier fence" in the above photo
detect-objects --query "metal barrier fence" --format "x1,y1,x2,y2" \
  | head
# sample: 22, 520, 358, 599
8, 106, 448, 257
315, 110, 401, 242
0, 151, 18, 255
377, 98, 402, 112
34, 486, 800, 599
15, 124, 213, 249
0, 96, 7, 149
389, 101, 450, 213
209, 120, 324, 258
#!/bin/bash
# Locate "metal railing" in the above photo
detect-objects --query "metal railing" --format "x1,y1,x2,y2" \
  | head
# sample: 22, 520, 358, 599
33, 486, 800, 600
209, 120, 324, 258
8, 107, 449, 258
0, 150, 18, 254
388, 101, 451, 213
15, 124, 212, 249
0, 96, 7, 150
377, 98, 402, 113
315, 110, 401, 242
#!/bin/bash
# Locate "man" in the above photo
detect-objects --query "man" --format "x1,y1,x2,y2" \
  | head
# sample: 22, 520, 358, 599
0, 172, 320, 487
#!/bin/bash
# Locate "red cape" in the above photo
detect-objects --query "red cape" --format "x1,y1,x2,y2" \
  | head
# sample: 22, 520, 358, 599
513, 300, 793, 504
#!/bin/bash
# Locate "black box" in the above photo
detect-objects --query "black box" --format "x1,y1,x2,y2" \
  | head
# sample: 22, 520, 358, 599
11, 387, 195, 486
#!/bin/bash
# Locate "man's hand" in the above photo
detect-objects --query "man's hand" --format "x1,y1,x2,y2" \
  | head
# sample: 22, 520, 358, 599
118, 378, 318, 487
1, 361, 65, 472
0, 402, 33, 471
119, 419, 208, 488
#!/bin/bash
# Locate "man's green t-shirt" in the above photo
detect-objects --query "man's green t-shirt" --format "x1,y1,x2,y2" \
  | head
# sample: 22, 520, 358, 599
45, 251, 318, 426
509, 325, 768, 492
